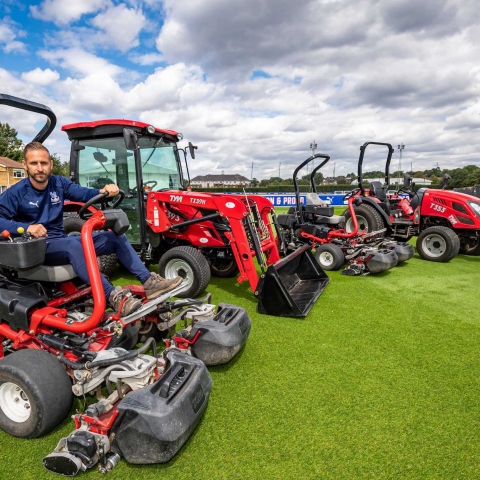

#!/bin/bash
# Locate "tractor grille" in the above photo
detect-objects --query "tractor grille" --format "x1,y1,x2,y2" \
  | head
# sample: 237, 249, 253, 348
432, 197, 447, 205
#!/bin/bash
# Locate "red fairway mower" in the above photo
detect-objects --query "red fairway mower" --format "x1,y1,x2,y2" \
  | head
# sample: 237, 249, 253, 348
0, 95, 252, 475
276, 154, 413, 275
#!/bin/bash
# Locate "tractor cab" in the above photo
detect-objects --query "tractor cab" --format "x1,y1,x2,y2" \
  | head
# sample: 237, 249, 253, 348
62, 120, 188, 252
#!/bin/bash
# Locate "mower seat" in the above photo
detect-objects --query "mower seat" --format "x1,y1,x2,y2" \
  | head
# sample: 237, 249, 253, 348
305, 193, 327, 207
369, 181, 388, 202
18, 264, 77, 283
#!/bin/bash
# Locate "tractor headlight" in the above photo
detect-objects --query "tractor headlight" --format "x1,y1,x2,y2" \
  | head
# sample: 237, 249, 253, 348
147, 125, 155, 134
468, 201, 480, 218
177, 133, 183, 141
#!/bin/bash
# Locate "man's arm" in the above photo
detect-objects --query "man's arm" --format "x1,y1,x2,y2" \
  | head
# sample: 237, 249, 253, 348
0, 190, 32, 235
62, 177, 119, 201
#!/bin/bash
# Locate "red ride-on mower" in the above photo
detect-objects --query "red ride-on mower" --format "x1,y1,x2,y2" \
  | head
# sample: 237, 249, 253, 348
0, 185, 251, 475
276, 154, 414, 275
342, 142, 480, 261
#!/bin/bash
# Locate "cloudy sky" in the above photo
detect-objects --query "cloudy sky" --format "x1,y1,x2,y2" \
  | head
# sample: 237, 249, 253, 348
1, 0, 480, 181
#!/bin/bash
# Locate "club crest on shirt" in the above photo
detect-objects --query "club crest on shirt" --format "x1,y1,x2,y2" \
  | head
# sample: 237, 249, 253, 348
50, 191, 60, 205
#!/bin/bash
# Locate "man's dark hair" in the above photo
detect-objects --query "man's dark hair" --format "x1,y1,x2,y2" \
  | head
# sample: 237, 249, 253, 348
24, 141, 50, 160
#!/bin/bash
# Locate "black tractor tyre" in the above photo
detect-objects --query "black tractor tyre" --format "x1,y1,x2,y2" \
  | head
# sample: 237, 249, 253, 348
341, 204, 385, 233
158, 246, 211, 298
63, 215, 118, 277
314, 244, 345, 271
209, 258, 239, 278
0, 349, 73, 439
416, 226, 460, 262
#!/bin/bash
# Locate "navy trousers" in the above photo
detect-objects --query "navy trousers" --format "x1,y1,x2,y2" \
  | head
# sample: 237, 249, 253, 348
43, 232, 150, 299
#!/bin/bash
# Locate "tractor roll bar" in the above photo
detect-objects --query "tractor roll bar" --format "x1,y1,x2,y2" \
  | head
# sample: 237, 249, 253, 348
293, 153, 330, 223
0, 93, 57, 143
357, 142, 394, 196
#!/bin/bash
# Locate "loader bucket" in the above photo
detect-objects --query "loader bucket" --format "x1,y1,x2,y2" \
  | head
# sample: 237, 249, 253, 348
256, 245, 330, 317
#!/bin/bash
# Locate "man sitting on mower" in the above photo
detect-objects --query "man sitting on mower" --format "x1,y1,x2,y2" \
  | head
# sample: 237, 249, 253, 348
0, 141, 182, 315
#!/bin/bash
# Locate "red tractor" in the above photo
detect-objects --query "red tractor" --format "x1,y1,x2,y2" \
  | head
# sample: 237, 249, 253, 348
342, 142, 480, 262
0, 93, 252, 475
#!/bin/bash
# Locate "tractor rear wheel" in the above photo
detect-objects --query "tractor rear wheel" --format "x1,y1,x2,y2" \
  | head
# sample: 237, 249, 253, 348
314, 244, 345, 271
63, 215, 118, 277
416, 226, 460, 262
0, 350, 73, 438
158, 246, 211, 298
341, 204, 384, 233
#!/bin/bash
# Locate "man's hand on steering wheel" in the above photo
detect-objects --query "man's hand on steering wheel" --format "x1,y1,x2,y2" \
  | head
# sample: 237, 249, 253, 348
99, 184, 119, 197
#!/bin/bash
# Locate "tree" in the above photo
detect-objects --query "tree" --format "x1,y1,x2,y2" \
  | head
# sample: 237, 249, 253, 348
0, 123, 24, 161
251, 177, 259, 187
51, 153, 69, 177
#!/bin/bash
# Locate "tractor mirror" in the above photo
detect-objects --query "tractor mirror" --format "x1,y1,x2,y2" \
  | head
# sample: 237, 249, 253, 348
441, 174, 451, 189
93, 151, 108, 163
188, 141, 197, 159
123, 128, 137, 151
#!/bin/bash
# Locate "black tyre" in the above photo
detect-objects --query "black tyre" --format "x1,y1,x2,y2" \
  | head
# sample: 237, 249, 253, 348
63, 215, 118, 276
341, 204, 384, 233
0, 350, 73, 438
158, 246, 211, 298
314, 244, 345, 271
416, 226, 460, 262
459, 236, 480, 256
209, 257, 239, 277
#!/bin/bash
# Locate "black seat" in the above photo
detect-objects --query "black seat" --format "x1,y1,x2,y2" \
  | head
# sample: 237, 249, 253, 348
369, 181, 388, 202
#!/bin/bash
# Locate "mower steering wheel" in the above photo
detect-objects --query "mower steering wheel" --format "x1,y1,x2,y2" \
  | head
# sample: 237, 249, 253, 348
343, 188, 360, 201
79, 190, 125, 220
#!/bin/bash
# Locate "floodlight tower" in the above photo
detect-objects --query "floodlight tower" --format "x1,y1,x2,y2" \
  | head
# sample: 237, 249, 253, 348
397, 143, 405, 188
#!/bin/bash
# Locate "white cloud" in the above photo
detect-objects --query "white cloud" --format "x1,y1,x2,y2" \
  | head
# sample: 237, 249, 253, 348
39, 47, 123, 77
30, 0, 110, 26
21, 68, 60, 85
130, 52, 165, 66
0, 20, 27, 53
90, 4, 146, 52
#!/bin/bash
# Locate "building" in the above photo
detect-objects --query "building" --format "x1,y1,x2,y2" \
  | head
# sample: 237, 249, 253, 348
350, 177, 432, 186
0, 157, 25, 193
191, 173, 251, 189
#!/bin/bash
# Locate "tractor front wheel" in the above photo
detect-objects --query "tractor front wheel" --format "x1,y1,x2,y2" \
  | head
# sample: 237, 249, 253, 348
158, 246, 211, 298
416, 226, 460, 262
314, 244, 345, 271
0, 350, 73, 438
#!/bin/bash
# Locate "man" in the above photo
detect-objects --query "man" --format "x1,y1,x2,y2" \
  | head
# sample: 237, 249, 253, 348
0, 141, 182, 315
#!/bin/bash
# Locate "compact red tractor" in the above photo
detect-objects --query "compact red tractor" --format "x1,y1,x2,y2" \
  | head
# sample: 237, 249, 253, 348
342, 142, 480, 262
0, 93, 251, 475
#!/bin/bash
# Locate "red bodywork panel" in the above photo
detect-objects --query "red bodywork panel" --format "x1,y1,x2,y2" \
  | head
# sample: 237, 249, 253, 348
419, 189, 480, 229
62, 119, 178, 137
146, 190, 280, 292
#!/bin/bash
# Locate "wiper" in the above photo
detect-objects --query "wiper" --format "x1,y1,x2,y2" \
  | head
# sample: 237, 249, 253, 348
142, 136, 164, 168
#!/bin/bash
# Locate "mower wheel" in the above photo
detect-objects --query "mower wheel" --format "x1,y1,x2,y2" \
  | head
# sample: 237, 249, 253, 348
314, 244, 345, 271
63, 215, 118, 276
416, 226, 460, 262
0, 350, 73, 438
158, 246, 211, 298
209, 258, 239, 278
341, 204, 384, 233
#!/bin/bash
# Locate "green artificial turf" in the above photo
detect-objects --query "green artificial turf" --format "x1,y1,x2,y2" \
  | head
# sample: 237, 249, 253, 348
2, 242, 480, 478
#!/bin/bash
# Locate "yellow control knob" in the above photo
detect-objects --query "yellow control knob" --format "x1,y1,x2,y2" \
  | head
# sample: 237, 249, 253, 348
17, 227, 25, 234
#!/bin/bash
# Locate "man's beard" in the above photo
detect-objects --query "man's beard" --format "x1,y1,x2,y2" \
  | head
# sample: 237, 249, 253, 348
29, 172, 49, 183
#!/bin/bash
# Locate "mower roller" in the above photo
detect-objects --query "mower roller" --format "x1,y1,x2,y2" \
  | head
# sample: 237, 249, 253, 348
343, 142, 480, 261
276, 153, 413, 275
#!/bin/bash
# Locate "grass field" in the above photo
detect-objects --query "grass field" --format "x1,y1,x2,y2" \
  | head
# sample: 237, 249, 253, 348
1, 215, 480, 479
